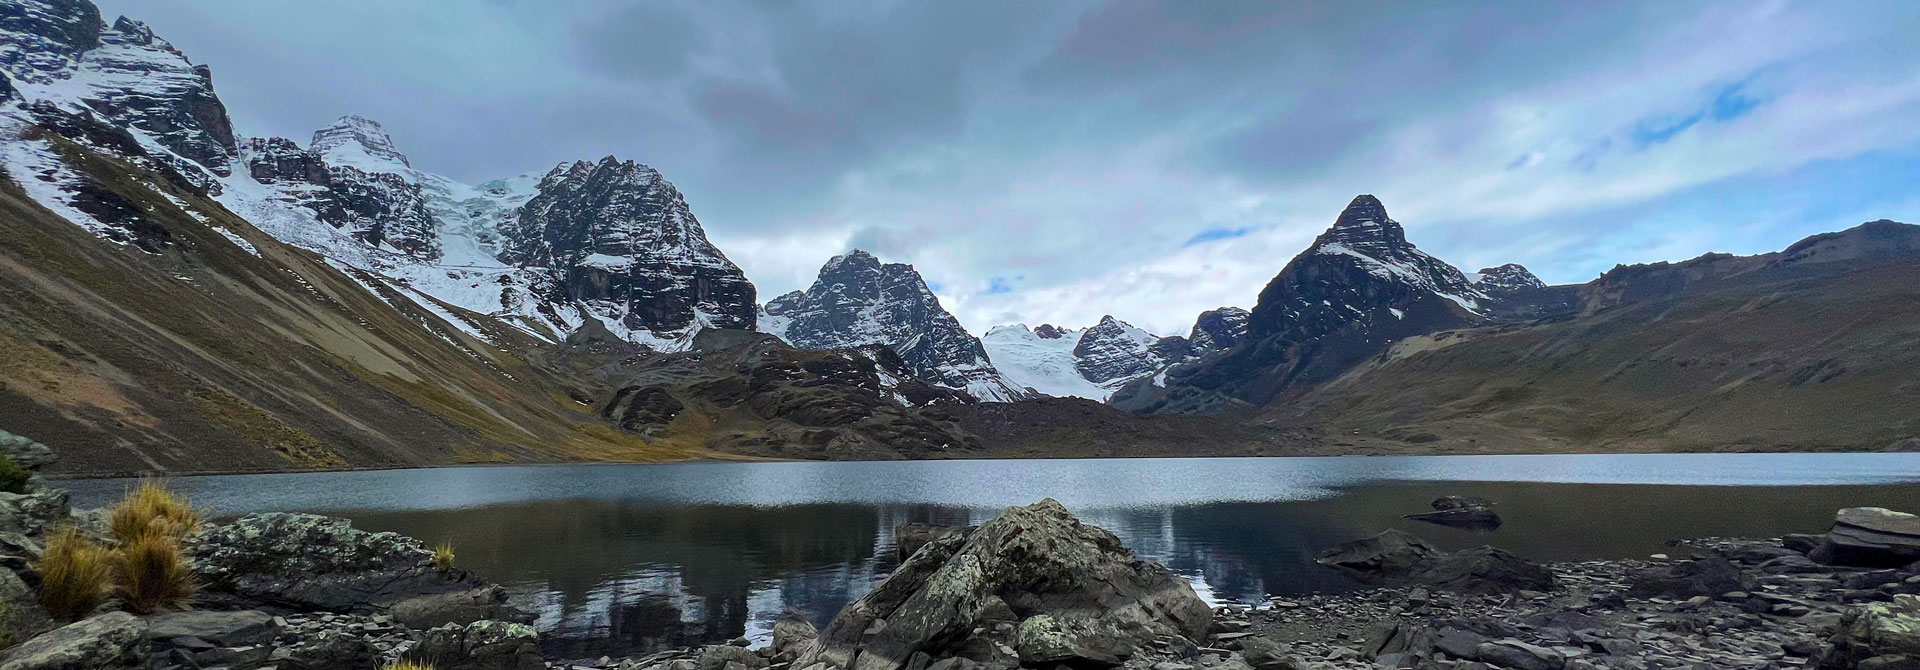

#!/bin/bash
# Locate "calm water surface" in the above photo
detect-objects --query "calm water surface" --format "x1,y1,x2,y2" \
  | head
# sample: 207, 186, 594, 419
58, 454, 1920, 660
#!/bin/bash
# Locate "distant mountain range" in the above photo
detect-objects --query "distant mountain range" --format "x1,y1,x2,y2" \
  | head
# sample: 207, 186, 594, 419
0, 0, 1914, 473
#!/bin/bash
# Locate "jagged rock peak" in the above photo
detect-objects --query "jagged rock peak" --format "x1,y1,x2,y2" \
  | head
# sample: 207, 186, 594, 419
1320, 193, 1409, 249
765, 250, 1028, 402
1073, 316, 1167, 386
1473, 263, 1546, 297
310, 115, 411, 169
1188, 306, 1250, 353
1033, 324, 1069, 339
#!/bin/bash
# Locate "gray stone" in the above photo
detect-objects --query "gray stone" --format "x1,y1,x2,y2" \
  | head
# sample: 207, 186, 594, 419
697, 644, 769, 670
1473, 639, 1564, 670
771, 608, 821, 662
1320, 531, 1553, 595
0, 567, 53, 643
0, 432, 55, 471
0, 490, 70, 539
1628, 557, 1755, 600
1813, 507, 1920, 568
415, 619, 545, 670
189, 512, 488, 613
895, 523, 966, 562
142, 609, 278, 647
0, 612, 145, 670
798, 499, 1211, 670
1820, 598, 1920, 669
388, 585, 522, 629
267, 632, 376, 670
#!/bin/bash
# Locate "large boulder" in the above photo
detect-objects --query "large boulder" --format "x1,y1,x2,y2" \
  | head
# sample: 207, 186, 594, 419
1811, 508, 1920, 568
414, 620, 545, 670
1317, 530, 1554, 595
188, 512, 487, 613
1820, 595, 1920, 669
0, 612, 146, 670
770, 608, 820, 662
1628, 557, 1756, 600
797, 499, 1213, 670
142, 610, 278, 647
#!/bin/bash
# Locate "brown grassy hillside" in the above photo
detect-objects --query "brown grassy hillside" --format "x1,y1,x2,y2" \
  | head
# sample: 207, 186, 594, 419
1291, 224, 1920, 454
0, 120, 711, 475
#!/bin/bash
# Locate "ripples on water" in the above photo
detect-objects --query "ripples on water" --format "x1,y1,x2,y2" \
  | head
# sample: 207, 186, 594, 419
58, 454, 1920, 659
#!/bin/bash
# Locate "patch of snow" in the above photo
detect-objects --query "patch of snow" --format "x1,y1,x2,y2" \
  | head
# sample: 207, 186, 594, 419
214, 227, 259, 257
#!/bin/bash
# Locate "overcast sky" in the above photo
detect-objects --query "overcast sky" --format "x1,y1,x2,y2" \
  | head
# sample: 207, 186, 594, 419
106, 0, 1920, 335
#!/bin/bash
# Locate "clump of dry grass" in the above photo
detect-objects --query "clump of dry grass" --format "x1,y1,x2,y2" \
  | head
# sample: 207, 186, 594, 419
103, 480, 200, 613
432, 542, 455, 571
116, 528, 198, 613
384, 662, 435, 670
37, 525, 114, 621
109, 479, 201, 542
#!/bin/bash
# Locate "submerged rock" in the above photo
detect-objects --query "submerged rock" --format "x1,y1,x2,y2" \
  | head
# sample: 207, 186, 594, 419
1406, 496, 1502, 529
797, 498, 1212, 670
1811, 507, 1920, 567
1316, 530, 1554, 594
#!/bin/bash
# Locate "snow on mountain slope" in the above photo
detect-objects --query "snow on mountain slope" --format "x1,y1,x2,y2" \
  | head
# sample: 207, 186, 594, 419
981, 324, 1109, 400
765, 250, 1030, 402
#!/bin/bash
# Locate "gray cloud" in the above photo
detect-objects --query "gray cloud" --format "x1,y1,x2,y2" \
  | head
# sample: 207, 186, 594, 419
97, 0, 1920, 336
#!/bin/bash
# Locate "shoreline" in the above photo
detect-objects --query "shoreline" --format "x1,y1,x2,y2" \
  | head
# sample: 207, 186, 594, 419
42, 446, 1920, 481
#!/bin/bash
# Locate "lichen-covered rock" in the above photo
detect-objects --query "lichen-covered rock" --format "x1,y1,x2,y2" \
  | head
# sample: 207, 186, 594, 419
0, 611, 145, 670
1820, 596, 1920, 669
0, 431, 56, 471
0, 568, 55, 643
414, 619, 545, 670
0, 489, 70, 538
799, 498, 1212, 670
187, 512, 486, 613
266, 630, 377, 670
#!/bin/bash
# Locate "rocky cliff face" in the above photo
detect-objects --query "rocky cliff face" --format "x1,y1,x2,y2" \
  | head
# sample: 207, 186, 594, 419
1472, 263, 1545, 298
238, 118, 439, 259
0, 4, 236, 188
1187, 306, 1249, 353
763, 250, 1028, 402
1114, 195, 1488, 414
500, 157, 756, 339
1074, 316, 1185, 388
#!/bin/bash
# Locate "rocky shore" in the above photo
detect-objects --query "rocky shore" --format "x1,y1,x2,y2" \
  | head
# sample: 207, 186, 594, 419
4, 430, 1920, 669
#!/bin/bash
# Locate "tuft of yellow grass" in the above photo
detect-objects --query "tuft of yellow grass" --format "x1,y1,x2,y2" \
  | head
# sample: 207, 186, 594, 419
384, 662, 436, 670
109, 480, 201, 543
432, 542, 455, 571
37, 525, 114, 621
116, 528, 198, 613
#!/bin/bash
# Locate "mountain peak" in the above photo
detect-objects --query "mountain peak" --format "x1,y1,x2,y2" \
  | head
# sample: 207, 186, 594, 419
310, 115, 410, 169
1320, 194, 1407, 248
1473, 263, 1546, 297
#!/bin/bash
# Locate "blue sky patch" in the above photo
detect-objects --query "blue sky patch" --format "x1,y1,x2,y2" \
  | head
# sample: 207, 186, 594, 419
1183, 227, 1254, 247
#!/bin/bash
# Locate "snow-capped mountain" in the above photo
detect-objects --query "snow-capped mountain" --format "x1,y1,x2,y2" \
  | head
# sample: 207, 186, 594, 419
1113, 194, 1495, 413
982, 310, 1242, 402
1471, 263, 1547, 298
762, 250, 1030, 402
980, 324, 1108, 400
0, 5, 234, 190
0, 0, 758, 352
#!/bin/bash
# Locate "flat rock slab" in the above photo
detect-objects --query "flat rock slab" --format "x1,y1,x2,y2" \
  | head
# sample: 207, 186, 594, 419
1814, 507, 1920, 567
